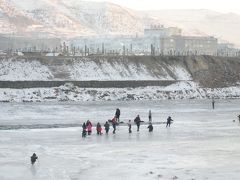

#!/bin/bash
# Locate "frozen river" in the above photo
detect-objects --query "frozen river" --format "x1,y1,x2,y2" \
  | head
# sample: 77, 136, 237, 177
0, 99, 240, 180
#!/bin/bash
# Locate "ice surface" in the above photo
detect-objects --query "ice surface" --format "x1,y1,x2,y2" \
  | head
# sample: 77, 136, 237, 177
0, 100, 240, 179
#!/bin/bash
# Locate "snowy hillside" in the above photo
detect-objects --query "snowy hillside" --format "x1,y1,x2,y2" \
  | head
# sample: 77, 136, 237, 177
0, 56, 192, 81
67, 58, 191, 81
1, 55, 240, 86
0, 0, 145, 37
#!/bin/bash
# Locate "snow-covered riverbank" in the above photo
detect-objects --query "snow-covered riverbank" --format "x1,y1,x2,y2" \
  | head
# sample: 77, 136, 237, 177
0, 81, 240, 102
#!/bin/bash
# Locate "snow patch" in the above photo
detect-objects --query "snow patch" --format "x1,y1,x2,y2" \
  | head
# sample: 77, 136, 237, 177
168, 65, 192, 80
68, 59, 181, 80
1, 82, 240, 102
0, 59, 53, 80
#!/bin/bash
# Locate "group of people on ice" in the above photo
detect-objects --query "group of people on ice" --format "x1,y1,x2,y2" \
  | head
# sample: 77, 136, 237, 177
81, 116, 118, 137
81, 120, 93, 137
81, 108, 174, 137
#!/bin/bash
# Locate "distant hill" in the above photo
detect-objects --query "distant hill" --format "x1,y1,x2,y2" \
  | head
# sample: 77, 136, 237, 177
0, 0, 146, 37
0, 0, 240, 47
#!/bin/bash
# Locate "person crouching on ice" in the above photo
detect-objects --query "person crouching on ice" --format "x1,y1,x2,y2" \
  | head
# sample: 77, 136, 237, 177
147, 122, 153, 132
96, 122, 102, 135
31, 153, 38, 165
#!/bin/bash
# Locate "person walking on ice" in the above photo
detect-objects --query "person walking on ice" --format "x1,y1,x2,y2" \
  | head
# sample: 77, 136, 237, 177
96, 122, 102, 135
166, 116, 174, 127
82, 122, 87, 138
128, 120, 132, 133
212, 98, 215, 109
86, 120, 92, 135
115, 108, 121, 122
31, 153, 38, 165
112, 116, 117, 134
148, 110, 152, 122
104, 121, 110, 134
238, 115, 240, 123
134, 115, 141, 132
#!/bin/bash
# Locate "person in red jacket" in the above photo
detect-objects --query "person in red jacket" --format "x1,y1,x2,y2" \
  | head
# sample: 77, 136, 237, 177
112, 116, 117, 134
96, 122, 102, 135
86, 120, 93, 135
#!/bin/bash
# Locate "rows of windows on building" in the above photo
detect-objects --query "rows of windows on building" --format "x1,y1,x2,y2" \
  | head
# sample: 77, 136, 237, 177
0, 25, 239, 57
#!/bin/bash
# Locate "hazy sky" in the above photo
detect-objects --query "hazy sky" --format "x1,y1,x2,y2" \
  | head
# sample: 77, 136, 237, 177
86, 0, 240, 13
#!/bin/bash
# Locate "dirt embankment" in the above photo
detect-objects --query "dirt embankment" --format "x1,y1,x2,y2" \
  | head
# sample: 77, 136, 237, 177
182, 56, 240, 88
0, 55, 240, 88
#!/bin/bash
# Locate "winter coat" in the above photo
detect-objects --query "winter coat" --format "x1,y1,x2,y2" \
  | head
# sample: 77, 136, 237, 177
31, 154, 38, 164
96, 124, 102, 132
167, 117, 173, 124
148, 124, 153, 131
134, 116, 141, 125
87, 124, 92, 132
115, 109, 120, 116
104, 123, 110, 130
112, 117, 117, 125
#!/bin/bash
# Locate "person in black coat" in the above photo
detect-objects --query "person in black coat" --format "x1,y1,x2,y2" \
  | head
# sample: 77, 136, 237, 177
212, 99, 215, 109
31, 153, 38, 165
147, 123, 153, 132
148, 110, 152, 122
104, 121, 110, 134
166, 116, 174, 127
82, 122, 87, 137
115, 108, 121, 122
134, 115, 141, 132
128, 120, 132, 133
